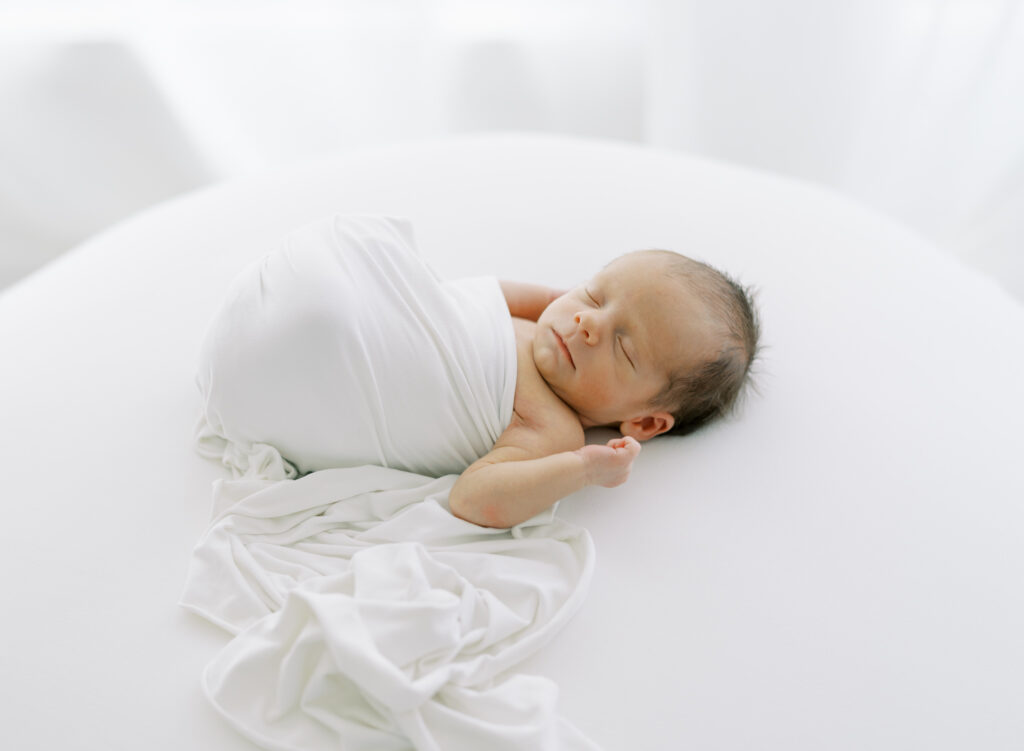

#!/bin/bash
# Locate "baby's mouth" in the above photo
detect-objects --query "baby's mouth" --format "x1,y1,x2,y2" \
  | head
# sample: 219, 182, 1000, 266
554, 330, 575, 369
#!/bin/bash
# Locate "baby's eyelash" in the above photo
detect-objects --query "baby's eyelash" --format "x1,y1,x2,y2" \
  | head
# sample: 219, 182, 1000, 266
618, 337, 635, 368
585, 289, 598, 305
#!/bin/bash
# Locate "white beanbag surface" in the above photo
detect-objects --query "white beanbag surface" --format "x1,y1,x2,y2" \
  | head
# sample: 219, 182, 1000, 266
1, 134, 1022, 750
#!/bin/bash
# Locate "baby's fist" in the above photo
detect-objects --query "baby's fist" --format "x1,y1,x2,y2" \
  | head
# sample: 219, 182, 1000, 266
576, 436, 642, 488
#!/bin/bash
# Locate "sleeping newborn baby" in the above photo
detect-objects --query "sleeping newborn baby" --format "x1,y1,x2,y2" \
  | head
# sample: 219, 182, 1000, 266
452, 249, 759, 527
197, 215, 759, 529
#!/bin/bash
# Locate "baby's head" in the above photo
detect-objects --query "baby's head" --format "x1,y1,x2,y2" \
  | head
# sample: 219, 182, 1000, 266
533, 249, 759, 439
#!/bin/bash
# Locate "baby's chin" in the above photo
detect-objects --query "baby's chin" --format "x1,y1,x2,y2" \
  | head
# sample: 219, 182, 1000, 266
530, 338, 584, 414
529, 332, 552, 374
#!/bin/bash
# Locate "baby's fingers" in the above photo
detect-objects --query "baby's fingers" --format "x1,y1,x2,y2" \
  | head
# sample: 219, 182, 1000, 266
607, 436, 642, 454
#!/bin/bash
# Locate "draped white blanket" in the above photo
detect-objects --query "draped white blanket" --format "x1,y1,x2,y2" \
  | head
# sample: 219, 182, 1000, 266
180, 216, 598, 750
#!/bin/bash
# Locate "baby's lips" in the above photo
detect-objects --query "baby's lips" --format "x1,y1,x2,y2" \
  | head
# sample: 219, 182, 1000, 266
554, 328, 575, 368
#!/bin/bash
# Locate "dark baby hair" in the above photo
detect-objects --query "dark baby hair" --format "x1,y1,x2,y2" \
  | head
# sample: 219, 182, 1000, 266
639, 250, 761, 436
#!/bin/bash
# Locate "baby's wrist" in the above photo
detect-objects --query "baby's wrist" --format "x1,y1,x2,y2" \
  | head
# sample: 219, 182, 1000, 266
571, 445, 597, 486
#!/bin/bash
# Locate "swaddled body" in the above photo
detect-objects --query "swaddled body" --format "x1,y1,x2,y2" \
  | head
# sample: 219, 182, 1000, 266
196, 215, 516, 478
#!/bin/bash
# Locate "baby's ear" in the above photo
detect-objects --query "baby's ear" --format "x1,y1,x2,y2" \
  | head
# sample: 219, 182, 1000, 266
619, 412, 674, 442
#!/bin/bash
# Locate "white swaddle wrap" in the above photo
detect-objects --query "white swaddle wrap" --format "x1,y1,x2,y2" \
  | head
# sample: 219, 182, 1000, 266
181, 216, 599, 751
194, 214, 514, 478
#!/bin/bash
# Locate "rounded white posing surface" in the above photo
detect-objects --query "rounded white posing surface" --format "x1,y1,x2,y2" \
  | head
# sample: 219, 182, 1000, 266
0, 134, 1021, 750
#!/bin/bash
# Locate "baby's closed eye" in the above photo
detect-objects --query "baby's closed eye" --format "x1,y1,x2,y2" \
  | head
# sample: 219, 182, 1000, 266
618, 336, 635, 368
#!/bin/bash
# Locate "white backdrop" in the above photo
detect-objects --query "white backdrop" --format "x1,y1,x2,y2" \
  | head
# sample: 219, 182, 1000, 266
1, 0, 1022, 298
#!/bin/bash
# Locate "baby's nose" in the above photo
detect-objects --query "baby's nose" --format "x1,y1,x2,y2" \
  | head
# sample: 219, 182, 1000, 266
574, 312, 600, 344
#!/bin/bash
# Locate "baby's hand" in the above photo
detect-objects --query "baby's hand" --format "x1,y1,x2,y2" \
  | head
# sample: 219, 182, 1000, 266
576, 436, 642, 488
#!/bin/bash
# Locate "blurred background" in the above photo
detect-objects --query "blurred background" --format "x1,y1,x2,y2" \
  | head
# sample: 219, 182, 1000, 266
2, 0, 1022, 299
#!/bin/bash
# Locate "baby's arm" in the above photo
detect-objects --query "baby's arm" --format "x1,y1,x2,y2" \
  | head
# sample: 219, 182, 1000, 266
499, 280, 566, 322
449, 423, 641, 528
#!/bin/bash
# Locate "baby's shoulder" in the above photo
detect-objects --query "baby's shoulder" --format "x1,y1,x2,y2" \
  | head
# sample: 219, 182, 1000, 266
507, 318, 584, 453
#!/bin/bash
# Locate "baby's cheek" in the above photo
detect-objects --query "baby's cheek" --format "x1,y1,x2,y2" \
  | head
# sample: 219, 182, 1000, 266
578, 376, 616, 404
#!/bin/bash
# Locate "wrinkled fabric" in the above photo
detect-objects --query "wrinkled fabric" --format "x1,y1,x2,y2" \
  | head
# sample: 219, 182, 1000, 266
181, 215, 598, 750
